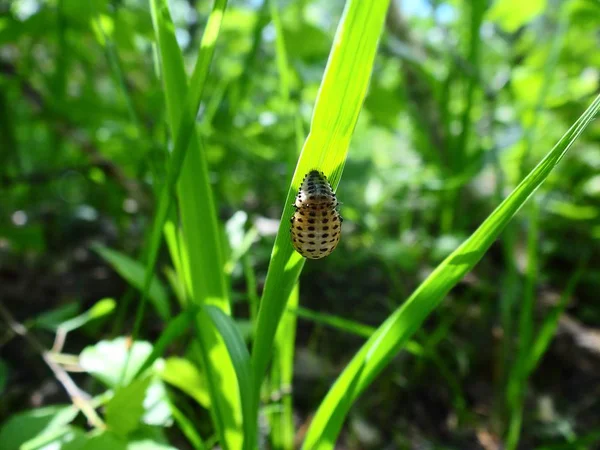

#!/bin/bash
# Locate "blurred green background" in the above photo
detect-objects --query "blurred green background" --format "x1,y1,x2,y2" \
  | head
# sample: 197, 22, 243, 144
1, 0, 600, 448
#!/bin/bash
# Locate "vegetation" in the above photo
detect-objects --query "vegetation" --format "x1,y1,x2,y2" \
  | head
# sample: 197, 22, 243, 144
1, 0, 600, 449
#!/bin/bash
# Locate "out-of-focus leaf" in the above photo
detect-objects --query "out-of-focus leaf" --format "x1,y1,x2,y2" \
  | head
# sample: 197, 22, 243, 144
106, 375, 152, 437
0, 405, 78, 450
92, 244, 170, 320
487, 0, 546, 32
30, 303, 80, 331
158, 357, 210, 408
80, 338, 154, 387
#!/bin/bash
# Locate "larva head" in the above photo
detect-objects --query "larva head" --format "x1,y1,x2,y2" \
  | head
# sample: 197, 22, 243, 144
290, 170, 342, 259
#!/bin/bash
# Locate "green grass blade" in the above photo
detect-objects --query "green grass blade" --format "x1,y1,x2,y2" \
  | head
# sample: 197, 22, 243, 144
269, 285, 299, 450
204, 306, 254, 449
92, 244, 170, 320
301, 94, 600, 448
149, 0, 242, 448
251, 0, 391, 417
291, 307, 376, 339
133, 309, 196, 379
528, 258, 587, 374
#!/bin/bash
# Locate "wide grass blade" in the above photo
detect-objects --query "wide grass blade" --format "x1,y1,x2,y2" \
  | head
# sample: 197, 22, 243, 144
251, 0, 391, 419
301, 94, 600, 448
149, 0, 242, 448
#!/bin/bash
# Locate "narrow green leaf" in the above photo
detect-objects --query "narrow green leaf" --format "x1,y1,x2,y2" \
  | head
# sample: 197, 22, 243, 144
92, 245, 170, 320
134, 309, 196, 380
251, 0, 391, 417
204, 306, 254, 449
291, 306, 376, 339
149, 0, 242, 447
269, 285, 299, 450
302, 94, 600, 448
59, 298, 116, 333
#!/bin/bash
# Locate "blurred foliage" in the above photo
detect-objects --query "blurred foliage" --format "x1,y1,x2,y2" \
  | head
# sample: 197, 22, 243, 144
1, 0, 600, 448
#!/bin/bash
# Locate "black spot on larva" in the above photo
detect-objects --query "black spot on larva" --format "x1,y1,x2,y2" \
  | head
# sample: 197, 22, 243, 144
333, 225, 339, 230
308, 219, 315, 224
320, 248, 328, 252
298, 233, 303, 237
323, 219, 329, 223
329, 239, 335, 243
308, 226, 315, 231
309, 241, 315, 245
309, 195, 315, 200
298, 218, 303, 222
296, 226, 302, 231
308, 249, 315, 252
308, 233, 315, 238
323, 226, 329, 230
309, 211, 316, 216
332, 232, 338, 237
322, 234, 329, 238
321, 241, 327, 245
311, 205, 317, 210
298, 239, 304, 243
332, 216, 338, 221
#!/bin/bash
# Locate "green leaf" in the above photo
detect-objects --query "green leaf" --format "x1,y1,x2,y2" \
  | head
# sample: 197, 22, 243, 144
134, 309, 196, 380
204, 306, 254, 448
61, 430, 127, 450
487, 0, 547, 32
301, 94, 600, 448
0, 405, 78, 450
60, 298, 116, 333
30, 303, 81, 331
149, 0, 243, 448
106, 375, 153, 437
158, 357, 211, 408
80, 338, 154, 387
251, 0, 391, 426
92, 245, 170, 320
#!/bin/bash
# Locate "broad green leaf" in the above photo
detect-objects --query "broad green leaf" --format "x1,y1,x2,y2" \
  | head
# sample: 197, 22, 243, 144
92, 245, 170, 320
302, 94, 600, 448
0, 405, 78, 450
251, 0, 391, 423
61, 430, 126, 450
158, 357, 211, 408
106, 375, 153, 437
22, 426, 85, 450
80, 338, 154, 387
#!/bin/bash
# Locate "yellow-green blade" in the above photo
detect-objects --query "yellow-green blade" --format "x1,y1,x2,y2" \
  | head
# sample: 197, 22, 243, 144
302, 94, 600, 448
149, 0, 242, 448
251, 0, 391, 412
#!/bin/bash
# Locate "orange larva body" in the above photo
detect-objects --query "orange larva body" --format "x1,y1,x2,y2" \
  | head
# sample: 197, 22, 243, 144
290, 170, 342, 259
